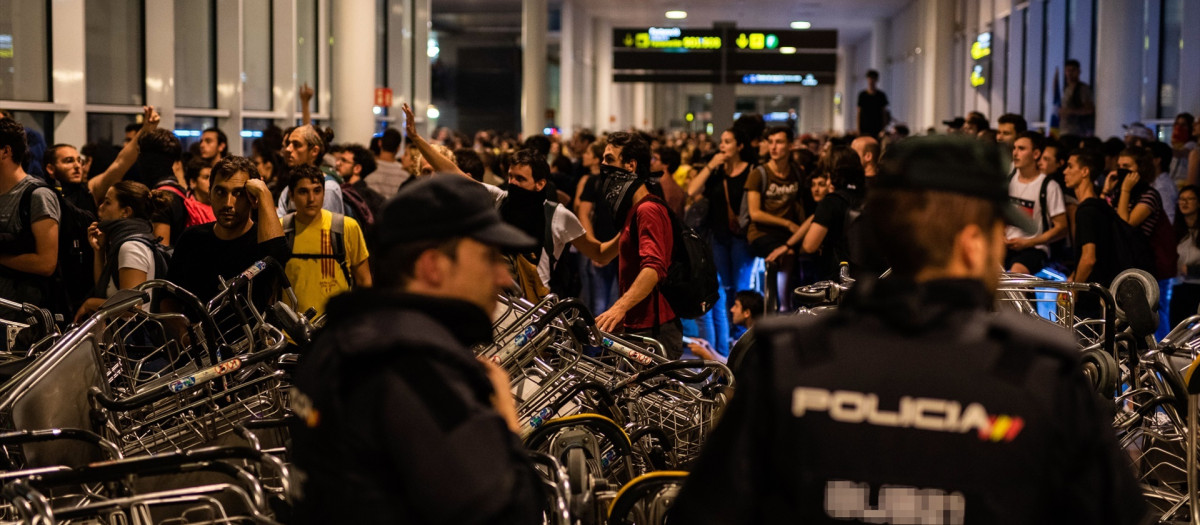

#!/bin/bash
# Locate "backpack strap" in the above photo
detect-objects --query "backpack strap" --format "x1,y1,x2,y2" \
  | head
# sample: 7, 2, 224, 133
543, 200, 559, 272
1038, 175, 1052, 233
330, 212, 354, 288
281, 213, 296, 250
157, 182, 187, 200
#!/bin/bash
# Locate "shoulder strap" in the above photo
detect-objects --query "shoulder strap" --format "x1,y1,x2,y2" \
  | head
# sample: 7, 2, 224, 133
543, 200, 558, 269
281, 213, 296, 250
721, 175, 737, 219
330, 212, 353, 288
1038, 175, 1052, 232
158, 182, 187, 200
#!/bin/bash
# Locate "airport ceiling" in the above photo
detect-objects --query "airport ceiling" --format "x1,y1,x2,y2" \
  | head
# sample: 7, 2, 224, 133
431, 0, 911, 43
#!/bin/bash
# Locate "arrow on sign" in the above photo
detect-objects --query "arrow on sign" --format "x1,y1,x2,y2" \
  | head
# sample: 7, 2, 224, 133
624, 33, 633, 47
736, 33, 748, 49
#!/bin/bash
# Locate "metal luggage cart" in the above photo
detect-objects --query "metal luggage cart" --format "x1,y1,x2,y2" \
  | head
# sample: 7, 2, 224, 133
202, 258, 300, 359
995, 274, 1117, 354
0, 298, 58, 362
605, 471, 688, 525
607, 361, 732, 469
0, 445, 294, 524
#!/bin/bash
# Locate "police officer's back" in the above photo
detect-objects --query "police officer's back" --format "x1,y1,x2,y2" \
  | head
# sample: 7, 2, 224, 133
670, 136, 1145, 524
289, 175, 544, 523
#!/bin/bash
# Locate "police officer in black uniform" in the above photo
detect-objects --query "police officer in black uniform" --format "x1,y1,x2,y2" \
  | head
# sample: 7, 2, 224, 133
670, 136, 1146, 524
289, 175, 545, 523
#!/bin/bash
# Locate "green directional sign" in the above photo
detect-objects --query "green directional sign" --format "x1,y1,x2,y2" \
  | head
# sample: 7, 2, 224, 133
765, 34, 778, 49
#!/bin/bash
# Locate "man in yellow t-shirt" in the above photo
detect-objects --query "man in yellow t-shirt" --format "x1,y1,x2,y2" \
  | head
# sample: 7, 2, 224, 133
282, 165, 372, 317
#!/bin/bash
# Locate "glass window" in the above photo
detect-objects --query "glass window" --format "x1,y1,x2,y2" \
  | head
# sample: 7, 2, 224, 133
87, 113, 139, 148
86, 0, 144, 106
296, 0, 318, 113
1158, 0, 1182, 118
173, 116, 216, 152
243, 0, 273, 111
175, 0, 215, 108
242, 117, 274, 155
0, 0, 51, 102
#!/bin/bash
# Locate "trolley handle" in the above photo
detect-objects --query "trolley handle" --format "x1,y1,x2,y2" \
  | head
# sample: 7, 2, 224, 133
0, 428, 123, 463
135, 279, 223, 359
610, 359, 734, 392
90, 348, 285, 412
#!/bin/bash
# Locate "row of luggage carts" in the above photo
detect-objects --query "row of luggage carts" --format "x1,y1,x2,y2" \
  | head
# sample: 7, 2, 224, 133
0, 258, 309, 524
13, 256, 1198, 524
481, 294, 732, 525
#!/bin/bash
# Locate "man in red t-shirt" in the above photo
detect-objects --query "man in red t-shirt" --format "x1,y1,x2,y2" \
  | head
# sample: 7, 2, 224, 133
593, 132, 682, 359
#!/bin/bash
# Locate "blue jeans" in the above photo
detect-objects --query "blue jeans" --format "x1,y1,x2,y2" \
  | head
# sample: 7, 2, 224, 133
711, 234, 755, 349
587, 260, 619, 315
682, 280, 729, 356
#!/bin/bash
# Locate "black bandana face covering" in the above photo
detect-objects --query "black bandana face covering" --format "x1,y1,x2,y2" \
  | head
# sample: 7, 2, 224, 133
599, 163, 643, 230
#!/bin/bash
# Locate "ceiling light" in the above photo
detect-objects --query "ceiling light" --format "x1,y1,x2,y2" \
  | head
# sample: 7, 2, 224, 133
665, 10, 687, 20
791, 21, 812, 30
780, 47, 797, 54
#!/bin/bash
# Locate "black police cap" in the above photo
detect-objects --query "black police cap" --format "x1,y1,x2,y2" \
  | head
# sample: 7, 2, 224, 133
377, 174, 537, 251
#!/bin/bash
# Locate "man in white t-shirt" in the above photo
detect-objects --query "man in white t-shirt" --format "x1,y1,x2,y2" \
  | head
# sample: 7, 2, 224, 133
480, 149, 597, 288
1005, 132, 1067, 275
398, 104, 607, 292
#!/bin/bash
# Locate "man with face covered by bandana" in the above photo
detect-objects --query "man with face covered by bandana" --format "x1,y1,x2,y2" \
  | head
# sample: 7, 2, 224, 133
399, 104, 612, 296
591, 131, 683, 359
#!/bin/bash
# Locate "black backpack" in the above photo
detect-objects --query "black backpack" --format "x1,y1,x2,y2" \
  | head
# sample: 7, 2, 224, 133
826, 190, 869, 274
1100, 203, 1156, 275
4, 177, 96, 317
96, 234, 172, 298
339, 184, 377, 247
630, 196, 720, 319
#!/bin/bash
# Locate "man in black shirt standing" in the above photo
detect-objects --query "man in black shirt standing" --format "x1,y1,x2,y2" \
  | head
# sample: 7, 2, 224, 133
1067, 148, 1130, 320
671, 136, 1145, 524
289, 175, 544, 523
856, 69, 889, 139
167, 156, 288, 304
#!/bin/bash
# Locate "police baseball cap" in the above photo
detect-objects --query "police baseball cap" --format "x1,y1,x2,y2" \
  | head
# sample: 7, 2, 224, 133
874, 135, 1036, 234
377, 174, 537, 250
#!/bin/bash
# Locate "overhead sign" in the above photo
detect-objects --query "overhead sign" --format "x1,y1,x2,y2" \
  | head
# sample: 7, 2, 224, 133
742, 73, 820, 86
613, 25, 838, 84
615, 28, 723, 51
733, 32, 783, 50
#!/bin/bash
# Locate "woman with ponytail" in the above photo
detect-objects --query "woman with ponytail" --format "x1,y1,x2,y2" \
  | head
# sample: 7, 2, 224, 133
74, 181, 171, 321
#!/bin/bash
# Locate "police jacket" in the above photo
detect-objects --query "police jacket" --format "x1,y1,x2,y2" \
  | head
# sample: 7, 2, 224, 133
671, 278, 1145, 525
289, 290, 544, 524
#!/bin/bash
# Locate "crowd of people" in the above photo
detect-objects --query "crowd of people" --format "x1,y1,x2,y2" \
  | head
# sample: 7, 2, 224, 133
2, 80, 1199, 355
4, 62, 1196, 520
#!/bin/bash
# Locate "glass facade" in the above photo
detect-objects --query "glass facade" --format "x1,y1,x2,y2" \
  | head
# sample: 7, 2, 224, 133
0, 0, 50, 102
86, 0, 144, 105
174, 0, 216, 108
243, 0, 273, 111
